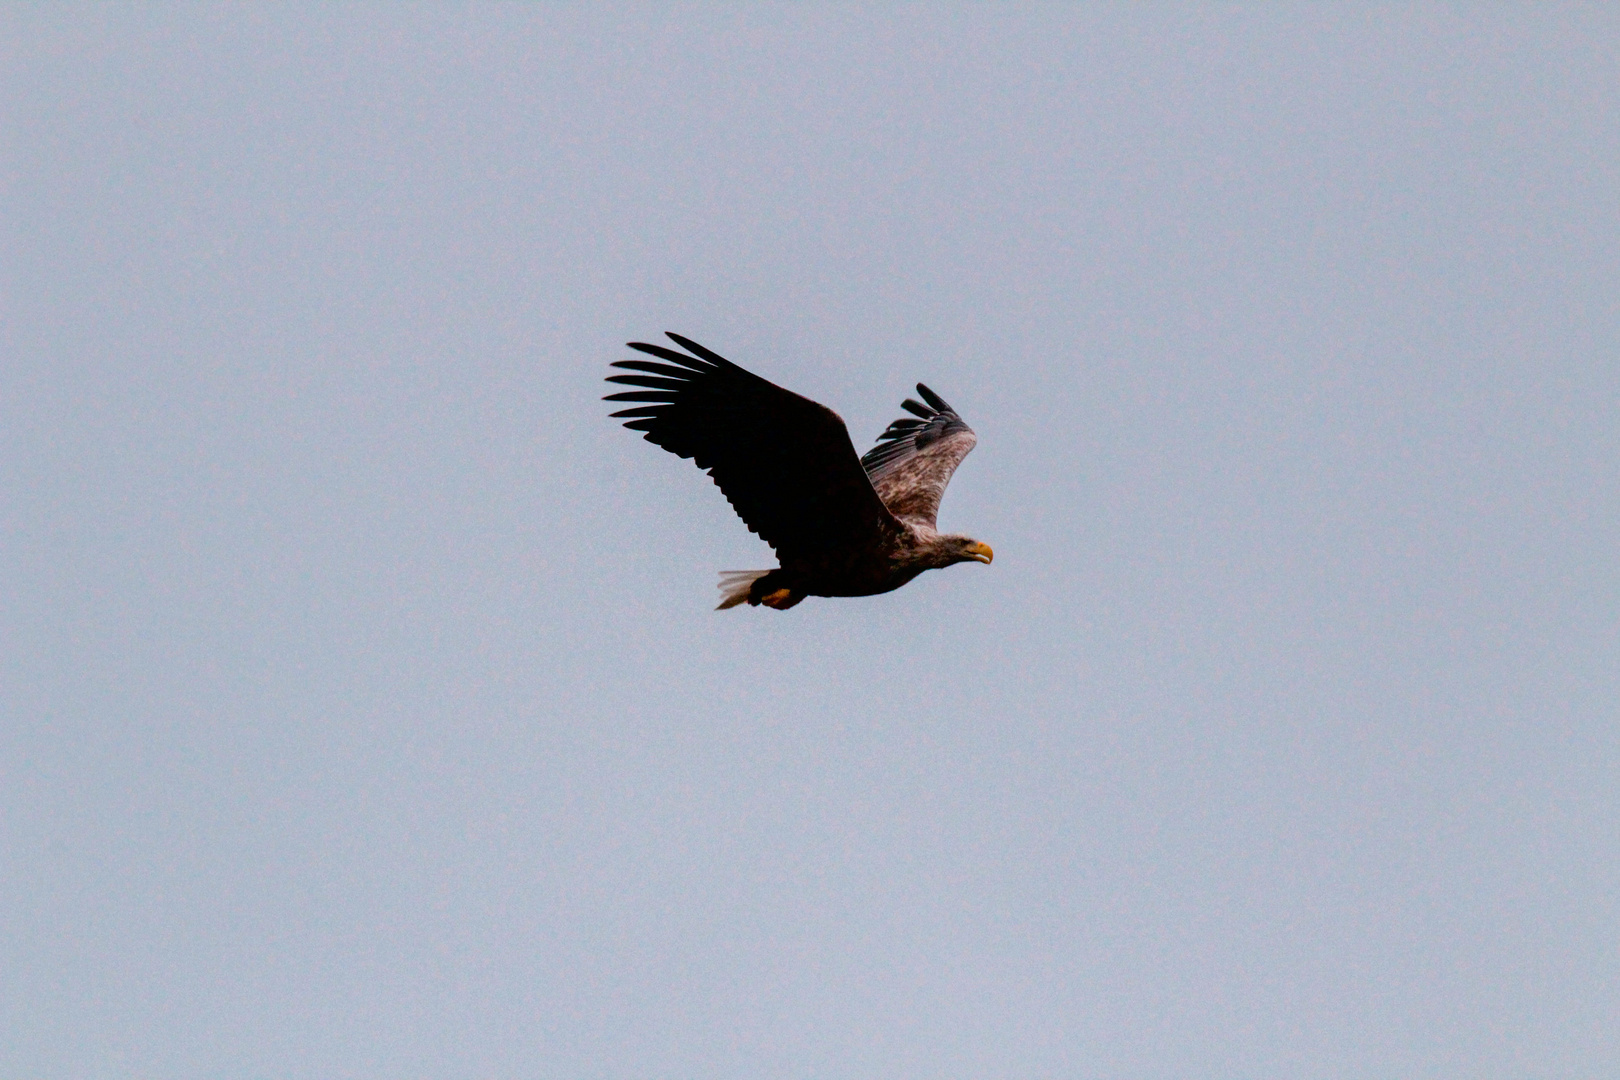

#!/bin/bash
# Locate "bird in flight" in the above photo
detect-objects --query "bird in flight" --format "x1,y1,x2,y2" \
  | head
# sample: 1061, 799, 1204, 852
606, 333, 992, 610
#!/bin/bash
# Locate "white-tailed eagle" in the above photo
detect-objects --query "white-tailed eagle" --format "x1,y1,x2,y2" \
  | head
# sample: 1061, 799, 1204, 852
606, 333, 991, 609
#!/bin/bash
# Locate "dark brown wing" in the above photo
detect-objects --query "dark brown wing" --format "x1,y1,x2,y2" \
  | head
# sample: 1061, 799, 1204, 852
606, 333, 902, 562
860, 384, 978, 528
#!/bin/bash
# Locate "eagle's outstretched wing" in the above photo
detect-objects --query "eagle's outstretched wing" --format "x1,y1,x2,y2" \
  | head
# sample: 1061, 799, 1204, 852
860, 384, 977, 529
606, 333, 902, 562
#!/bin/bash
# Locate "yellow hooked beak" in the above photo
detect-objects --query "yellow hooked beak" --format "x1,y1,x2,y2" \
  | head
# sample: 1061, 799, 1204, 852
966, 541, 994, 564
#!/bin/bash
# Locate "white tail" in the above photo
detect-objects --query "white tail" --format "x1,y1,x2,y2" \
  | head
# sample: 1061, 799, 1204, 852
716, 570, 770, 610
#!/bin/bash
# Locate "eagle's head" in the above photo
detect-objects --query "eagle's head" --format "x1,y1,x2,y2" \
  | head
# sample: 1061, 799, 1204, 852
942, 535, 994, 566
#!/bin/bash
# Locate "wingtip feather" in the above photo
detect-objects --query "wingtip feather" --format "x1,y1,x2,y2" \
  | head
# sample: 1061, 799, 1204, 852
664, 332, 733, 368
916, 384, 950, 411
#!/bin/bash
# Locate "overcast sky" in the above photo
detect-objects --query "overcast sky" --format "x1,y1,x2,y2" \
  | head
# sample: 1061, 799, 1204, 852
4, 6, 1618, 1078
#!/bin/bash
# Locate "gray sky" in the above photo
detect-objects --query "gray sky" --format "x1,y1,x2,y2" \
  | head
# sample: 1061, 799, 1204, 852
4, 5, 1617, 1078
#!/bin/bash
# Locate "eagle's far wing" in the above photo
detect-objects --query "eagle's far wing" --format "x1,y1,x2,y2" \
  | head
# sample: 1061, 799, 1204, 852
606, 333, 902, 562
860, 384, 977, 529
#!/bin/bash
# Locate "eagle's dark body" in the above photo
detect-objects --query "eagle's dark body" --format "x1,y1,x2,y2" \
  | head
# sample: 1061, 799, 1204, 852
606, 333, 991, 609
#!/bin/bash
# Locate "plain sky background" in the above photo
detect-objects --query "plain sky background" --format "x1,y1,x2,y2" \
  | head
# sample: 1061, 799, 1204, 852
4, 5, 1618, 1078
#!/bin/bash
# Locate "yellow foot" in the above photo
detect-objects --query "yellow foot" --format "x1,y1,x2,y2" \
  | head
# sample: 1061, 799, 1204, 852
760, 588, 798, 609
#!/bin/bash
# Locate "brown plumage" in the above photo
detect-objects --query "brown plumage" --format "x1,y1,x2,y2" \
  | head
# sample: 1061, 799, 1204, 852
606, 333, 992, 609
